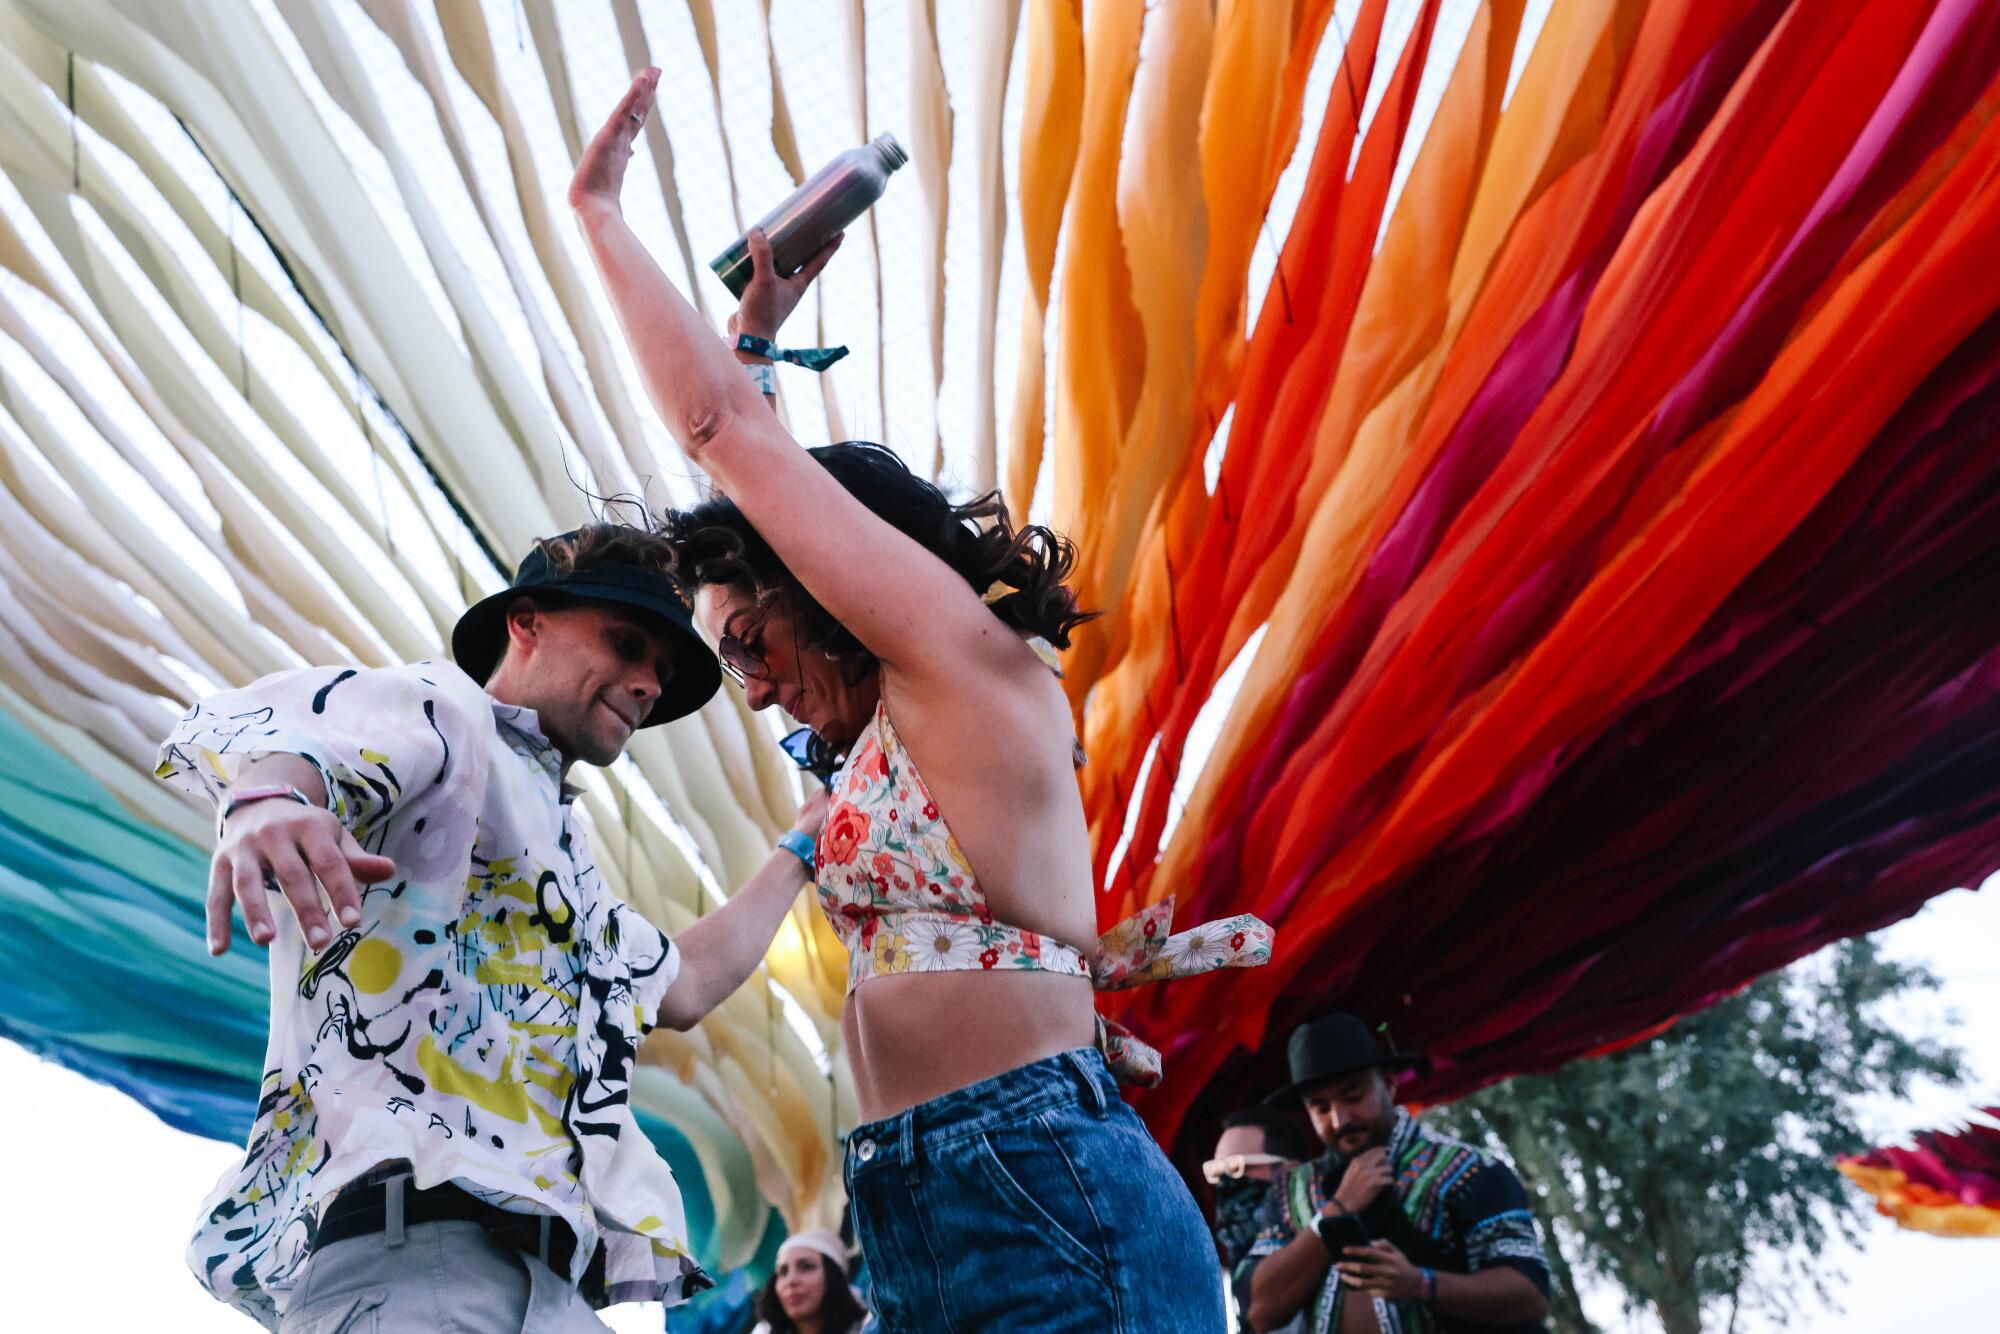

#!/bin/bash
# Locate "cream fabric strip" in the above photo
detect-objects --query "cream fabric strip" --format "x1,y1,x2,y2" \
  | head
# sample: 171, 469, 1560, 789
607, 0, 714, 324
967, 0, 1023, 494
905, 0, 952, 476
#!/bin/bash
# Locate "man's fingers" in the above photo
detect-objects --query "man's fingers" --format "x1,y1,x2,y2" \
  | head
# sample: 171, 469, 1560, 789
206, 855, 234, 955
231, 856, 276, 948
790, 233, 843, 286
338, 827, 398, 887
306, 836, 363, 931
268, 847, 332, 951
747, 227, 774, 266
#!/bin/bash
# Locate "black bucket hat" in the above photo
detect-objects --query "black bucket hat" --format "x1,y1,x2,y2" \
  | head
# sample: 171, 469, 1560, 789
450, 530, 722, 727
1264, 1013, 1430, 1106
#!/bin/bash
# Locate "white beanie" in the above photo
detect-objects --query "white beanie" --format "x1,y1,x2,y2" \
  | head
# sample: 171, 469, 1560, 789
777, 1228, 848, 1271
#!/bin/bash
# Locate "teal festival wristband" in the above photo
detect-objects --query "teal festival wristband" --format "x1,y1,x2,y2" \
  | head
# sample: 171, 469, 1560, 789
777, 828, 816, 869
743, 361, 777, 395
734, 332, 849, 372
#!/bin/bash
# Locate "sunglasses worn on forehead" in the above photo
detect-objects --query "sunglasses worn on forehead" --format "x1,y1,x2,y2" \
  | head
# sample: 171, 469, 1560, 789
1201, 1152, 1288, 1185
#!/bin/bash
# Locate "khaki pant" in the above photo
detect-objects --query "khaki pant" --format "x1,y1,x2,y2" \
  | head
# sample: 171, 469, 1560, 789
277, 1216, 612, 1334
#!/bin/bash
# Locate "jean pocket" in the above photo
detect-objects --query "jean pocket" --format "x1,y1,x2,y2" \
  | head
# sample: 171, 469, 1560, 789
280, 1287, 390, 1334
968, 1111, 1112, 1278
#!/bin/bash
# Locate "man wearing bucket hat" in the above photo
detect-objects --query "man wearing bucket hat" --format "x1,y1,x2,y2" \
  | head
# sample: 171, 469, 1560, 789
157, 520, 832, 1331
157, 223, 843, 1332
1242, 1014, 1551, 1333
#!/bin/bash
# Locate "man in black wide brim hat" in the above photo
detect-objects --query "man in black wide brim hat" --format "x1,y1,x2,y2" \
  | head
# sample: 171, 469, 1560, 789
1239, 1014, 1553, 1334
163, 517, 834, 1327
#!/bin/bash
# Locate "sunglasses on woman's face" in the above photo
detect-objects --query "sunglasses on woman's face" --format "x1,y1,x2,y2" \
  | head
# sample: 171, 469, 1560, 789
717, 632, 770, 685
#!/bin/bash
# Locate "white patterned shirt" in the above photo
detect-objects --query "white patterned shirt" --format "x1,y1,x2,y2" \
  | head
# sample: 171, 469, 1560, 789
156, 661, 708, 1327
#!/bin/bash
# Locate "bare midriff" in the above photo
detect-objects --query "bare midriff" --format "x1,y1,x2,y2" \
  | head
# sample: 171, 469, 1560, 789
843, 968, 1097, 1122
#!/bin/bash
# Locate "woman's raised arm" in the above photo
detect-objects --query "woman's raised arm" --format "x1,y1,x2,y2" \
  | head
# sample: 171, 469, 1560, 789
570, 70, 1034, 684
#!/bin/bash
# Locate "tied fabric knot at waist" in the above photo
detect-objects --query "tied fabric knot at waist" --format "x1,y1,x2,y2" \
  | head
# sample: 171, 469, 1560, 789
1087, 896, 1274, 1087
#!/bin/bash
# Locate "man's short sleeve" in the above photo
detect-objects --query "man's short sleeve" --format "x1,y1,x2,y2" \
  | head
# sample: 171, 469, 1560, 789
155, 663, 489, 841
1451, 1157, 1551, 1295
610, 900, 682, 1033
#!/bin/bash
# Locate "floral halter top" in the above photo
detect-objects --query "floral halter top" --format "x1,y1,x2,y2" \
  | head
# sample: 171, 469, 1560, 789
813, 667, 1273, 1087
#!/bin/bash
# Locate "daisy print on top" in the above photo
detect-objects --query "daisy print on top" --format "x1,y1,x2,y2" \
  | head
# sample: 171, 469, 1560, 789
813, 693, 1275, 1087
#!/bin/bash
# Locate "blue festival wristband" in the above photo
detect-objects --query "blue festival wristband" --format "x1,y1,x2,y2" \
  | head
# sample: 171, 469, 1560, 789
734, 332, 849, 372
1421, 1267, 1437, 1307
777, 828, 817, 870
743, 361, 777, 396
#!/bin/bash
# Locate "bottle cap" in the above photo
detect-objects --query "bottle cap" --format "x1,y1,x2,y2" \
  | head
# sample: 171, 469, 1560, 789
872, 133, 908, 172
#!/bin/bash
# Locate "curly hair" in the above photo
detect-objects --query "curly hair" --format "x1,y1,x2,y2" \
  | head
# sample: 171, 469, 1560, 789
534, 519, 681, 584
663, 441, 1093, 674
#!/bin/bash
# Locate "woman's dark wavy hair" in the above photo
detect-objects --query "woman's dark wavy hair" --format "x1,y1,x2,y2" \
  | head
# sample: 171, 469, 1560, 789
752, 1252, 868, 1334
664, 439, 1094, 684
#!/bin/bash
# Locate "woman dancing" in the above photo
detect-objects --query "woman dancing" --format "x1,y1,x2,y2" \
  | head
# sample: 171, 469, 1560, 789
571, 69, 1269, 1332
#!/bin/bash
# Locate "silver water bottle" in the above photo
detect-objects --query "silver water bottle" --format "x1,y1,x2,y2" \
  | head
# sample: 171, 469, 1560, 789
710, 133, 907, 297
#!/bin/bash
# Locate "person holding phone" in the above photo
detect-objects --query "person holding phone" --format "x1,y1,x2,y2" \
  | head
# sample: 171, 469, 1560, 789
1242, 1015, 1552, 1333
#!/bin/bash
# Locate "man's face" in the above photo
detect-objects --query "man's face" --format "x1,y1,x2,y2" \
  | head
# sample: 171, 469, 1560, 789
1213, 1125, 1287, 1182
1301, 1068, 1398, 1158
494, 600, 674, 768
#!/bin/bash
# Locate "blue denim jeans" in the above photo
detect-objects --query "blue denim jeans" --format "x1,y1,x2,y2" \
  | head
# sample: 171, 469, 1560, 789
845, 1047, 1226, 1332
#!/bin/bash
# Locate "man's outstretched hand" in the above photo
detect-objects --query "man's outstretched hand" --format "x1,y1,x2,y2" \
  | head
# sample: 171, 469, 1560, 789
208, 796, 396, 956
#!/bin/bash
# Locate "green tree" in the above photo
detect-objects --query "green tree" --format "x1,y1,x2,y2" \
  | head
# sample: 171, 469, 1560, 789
1430, 935, 1962, 1334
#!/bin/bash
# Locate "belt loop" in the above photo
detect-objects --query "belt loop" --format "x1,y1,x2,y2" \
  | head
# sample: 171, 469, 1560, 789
899, 1110, 920, 1187
1066, 1050, 1108, 1118
383, 1174, 407, 1249
538, 1215, 553, 1267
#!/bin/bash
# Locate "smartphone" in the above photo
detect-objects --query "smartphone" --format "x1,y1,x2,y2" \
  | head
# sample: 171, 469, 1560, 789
1315, 1212, 1371, 1254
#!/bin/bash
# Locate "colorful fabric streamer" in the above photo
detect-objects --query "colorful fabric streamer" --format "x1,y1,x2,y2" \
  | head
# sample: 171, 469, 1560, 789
6, 0, 2000, 1293
1840, 1110, 2000, 1238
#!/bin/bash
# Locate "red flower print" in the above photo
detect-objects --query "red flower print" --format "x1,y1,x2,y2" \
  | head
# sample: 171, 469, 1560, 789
822, 805, 871, 866
857, 743, 889, 785
974, 903, 993, 926
922, 800, 939, 822
1143, 920, 1158, 938
859, 917, 878, 949
1230, 931, 1246, 951
871, 852, 896, 880
980, 949, 999, 969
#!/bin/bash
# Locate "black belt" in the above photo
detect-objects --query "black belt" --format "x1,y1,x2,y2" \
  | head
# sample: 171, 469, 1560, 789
314, 1173, 607, 1304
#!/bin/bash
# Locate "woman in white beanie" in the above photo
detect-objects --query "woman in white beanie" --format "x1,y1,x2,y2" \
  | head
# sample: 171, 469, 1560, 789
751, 1229, 869, 1334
